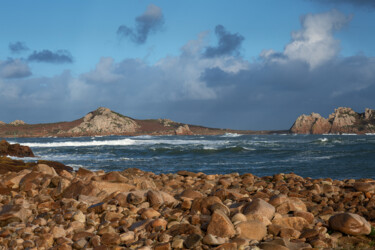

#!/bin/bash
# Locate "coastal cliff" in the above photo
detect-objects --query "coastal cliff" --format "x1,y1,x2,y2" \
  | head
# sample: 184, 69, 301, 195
290, 107, 375, 134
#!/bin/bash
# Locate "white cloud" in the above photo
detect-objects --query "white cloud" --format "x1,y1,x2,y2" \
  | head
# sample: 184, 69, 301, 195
284, 10, 352, 69
262, 10, 352, 69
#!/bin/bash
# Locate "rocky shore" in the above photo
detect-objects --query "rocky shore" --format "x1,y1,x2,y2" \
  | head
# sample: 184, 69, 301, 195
0, 143, 374, 249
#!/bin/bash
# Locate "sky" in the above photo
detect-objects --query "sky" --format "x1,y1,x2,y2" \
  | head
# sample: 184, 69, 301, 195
0, 0, 375, 130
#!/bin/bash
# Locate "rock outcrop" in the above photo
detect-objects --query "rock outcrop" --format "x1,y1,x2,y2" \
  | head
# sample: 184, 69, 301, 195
9, 120, 26, 126
0, 140, 34, 157
65, 107, 139, 136
175, 124, 193, 135
0, 121, 5, 125
290, 107, 375, 134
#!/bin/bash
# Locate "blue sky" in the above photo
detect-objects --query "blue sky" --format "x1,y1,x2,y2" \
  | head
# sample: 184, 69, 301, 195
0, 0, 375, 130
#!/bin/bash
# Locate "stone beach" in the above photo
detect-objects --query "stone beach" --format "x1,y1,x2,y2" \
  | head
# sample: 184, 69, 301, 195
1, 142, 375, 249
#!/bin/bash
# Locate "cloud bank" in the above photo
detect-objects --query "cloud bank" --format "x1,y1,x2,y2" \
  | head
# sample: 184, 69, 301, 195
1, 10, 374, 130
9, 42, 29, 54
28, 50, 73, 64
0, 59, 31, 79
117, 4, 164, 44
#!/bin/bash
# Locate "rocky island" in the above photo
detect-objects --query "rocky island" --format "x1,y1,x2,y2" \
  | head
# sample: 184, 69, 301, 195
0, 107, 278, 138
290, 107, 375, 134
0, 144, 375, 249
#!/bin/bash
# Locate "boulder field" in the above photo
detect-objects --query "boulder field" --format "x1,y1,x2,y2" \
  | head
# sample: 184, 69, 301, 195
1, 152, 375, 248
290, 107, 375, 134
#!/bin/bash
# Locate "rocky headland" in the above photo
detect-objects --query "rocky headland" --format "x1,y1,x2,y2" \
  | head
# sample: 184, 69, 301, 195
290, 107, 375, 134
0, 143, 375, 249
0, 107, 278, 138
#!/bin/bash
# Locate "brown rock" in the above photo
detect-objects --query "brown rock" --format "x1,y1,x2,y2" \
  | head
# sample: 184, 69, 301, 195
236, 221, 267, 241
294, 211, 314, 224
101, 233, 121, 246
37, 160, 73, 174
167, 224, 201, 237
0, 201, 32, 226
147, 190, 164, 208
141, 208, 161, 219
242, 198, 275, 220
62, 180, 99, 199
329, 213, 371, 235
0, 140, 34, 157
215, 243, 237, 250
184, 233, 203, 249
191, 196, 222, 215
207, 210, 236, 238
272, 216, 309, 231
353, 182, 375, 192
155, 243, 171, 250
279, 227, 301, 239
33, 163, 58, 176
180, 189, 203, 200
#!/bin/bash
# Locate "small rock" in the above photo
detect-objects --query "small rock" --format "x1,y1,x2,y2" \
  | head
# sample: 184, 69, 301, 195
120, 231, 134, 243
141, 208, 161, 219
101, 232, 121, 246
184, 233, 203, 249
272, 216, 309, 231
236, 221, 267, 241
203, 234, 227, 245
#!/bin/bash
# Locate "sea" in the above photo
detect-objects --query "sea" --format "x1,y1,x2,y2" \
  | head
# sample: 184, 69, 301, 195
4, 133, 375, 180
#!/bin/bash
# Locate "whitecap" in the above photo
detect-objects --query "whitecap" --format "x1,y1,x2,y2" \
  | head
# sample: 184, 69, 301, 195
22, 138, 136, 148
221, 133, 242, 138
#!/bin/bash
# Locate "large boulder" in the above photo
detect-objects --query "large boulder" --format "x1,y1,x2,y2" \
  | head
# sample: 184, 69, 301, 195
329, 213, 371, 236
207, 210, 236, 238
0, 140, 35, 157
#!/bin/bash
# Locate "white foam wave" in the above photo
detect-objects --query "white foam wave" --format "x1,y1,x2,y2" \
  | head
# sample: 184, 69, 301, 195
23, 138, 136, 148
365, 133, 375, 135
318, 138, 328, 142
221, 133, 242, 138
23, 138, 231, 148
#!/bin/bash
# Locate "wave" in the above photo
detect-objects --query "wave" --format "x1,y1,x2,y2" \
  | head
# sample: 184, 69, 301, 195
318, 138, 328, 142
23, 138, 136, 148
221, 133, 242, 138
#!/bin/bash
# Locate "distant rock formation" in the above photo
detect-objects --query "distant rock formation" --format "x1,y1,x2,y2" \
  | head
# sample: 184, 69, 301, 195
290, 107, 375, 134
158, 118, 175, 127
0, 140, 34, 157
65, 107, 139, 135
0, 121, 5, 126
175, 125, 193, 135
9, 120, 26, 126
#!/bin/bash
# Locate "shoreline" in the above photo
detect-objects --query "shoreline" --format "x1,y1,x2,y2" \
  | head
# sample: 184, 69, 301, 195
0, 155, 375, 249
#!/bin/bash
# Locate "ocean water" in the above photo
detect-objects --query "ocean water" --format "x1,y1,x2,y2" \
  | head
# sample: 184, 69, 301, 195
5, 134, 375, 180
